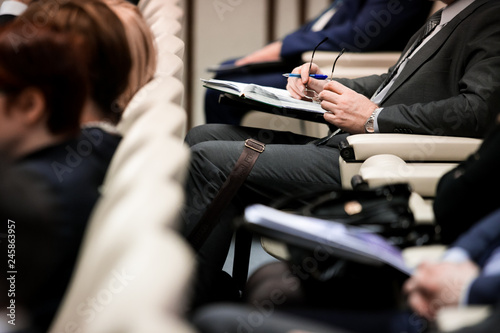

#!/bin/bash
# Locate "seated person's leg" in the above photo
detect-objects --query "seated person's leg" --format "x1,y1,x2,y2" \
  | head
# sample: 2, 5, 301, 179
192, 302, 426, 333
192, 303, 346, 333
245, 261, 407, 311
183, 124, 344, 308
242, 261, 426, 333
185, 123, 320, 148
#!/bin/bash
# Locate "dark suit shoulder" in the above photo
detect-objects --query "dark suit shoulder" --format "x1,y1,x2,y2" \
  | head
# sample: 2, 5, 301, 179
11, 129, 120, 331
434, 124, 500, 243
0, 14, 16, 27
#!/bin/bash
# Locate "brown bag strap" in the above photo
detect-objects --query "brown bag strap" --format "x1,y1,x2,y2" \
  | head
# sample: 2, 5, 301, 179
188, 139, 265, 251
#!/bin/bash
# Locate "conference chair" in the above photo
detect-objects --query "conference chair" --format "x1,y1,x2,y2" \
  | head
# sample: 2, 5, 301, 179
120, 76, 185, 135
48, 1, 195, 331
49, 76, 192, 331
338, 134, 482, 194
49, 87, 193, 331
138, 0, 181, 21
140, 0, 183, 38
156, 33, 185, 59
49, 124, 194, 332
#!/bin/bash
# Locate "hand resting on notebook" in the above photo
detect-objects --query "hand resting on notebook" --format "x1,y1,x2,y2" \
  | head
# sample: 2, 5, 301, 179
287, 62, 379, 134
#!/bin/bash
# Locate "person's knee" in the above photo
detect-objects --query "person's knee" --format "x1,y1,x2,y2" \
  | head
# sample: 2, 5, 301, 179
185, 124, 223, 147
189, 141, 219, 174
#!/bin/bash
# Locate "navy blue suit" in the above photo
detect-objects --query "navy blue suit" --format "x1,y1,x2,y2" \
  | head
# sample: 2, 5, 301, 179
452, 208, 500, 305
205, 0, 432, 125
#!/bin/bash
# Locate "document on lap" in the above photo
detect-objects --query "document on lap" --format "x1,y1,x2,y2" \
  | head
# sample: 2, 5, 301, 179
201, 78, 328, 123
243, 204, 413, 276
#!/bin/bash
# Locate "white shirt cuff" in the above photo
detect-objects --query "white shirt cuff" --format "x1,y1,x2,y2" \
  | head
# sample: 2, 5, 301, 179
0, 1, 27, 16
372, 107, 383, 133
441, 247, 471, 263
459, 279, 474, 305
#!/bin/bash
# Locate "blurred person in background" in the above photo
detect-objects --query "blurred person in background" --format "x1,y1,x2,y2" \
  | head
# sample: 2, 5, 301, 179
205, 0, 433, 125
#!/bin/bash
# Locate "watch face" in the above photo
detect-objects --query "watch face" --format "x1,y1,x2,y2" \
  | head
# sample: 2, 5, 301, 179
365, 117, 375, 133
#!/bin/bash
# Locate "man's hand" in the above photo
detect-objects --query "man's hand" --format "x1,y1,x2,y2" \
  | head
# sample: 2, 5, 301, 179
286, 62, 327, 100
234, 41, 283, 66
319, 81, 378, 134
403, 261, 479, 321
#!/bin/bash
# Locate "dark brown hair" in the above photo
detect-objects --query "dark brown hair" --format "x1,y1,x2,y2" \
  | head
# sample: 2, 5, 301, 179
0, 24, 88, 135
19, 0, 133, 123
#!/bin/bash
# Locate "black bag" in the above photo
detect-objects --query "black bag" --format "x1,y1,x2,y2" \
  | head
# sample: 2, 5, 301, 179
268, 182, 437, 249
237, 183, 436, 294
233, 182, 437, 294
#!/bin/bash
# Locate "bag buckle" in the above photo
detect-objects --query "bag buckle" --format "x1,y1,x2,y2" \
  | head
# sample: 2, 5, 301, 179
245, 139, 265, 153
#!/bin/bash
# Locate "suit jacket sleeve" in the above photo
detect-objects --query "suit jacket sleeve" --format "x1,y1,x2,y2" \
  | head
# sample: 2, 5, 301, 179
336, 0, 500, 137
467, 275, 500, 305
449, 208, 500, 305
452, 208, 500, 266
378, 1, 500, 137
280, 0, 432, 59
434, 123, 500, 244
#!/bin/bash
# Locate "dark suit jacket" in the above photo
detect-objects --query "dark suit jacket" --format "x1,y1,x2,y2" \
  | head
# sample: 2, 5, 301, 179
11, 128, 121, 332
281, 0, 432, 59
434, 122, 500, 244
337, 0, 500, 138
451, 207, 500, 305
0, 13, 16, 26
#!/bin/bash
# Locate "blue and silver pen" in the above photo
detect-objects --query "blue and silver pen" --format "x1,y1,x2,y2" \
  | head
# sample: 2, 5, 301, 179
282, 73, 329, 80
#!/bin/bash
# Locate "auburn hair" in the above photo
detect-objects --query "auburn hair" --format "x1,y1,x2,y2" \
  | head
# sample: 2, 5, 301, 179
0, 24, 88, 135
19, 0, 132, 123
105, 0, 157, 111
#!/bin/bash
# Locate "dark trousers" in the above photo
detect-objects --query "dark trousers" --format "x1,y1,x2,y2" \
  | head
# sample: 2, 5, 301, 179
192, 303, 428, 333
182, 124, 346, 307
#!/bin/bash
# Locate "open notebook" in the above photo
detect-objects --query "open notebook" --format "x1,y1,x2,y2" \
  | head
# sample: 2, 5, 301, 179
243, 204, 413, 276
201, 79, 328, 123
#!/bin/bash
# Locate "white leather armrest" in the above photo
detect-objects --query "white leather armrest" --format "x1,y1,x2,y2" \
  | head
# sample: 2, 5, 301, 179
437, 306, 491, 332
402, 245, 446, 270
358, 154, 456, 197
302, 51, 400, 69
341, 134, 482, 162
409, 192, 434, 225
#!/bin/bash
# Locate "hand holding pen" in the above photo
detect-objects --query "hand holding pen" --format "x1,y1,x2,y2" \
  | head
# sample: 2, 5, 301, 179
282, 73, 329, 80
286, 48, 345, 101
285, 62, 327, 100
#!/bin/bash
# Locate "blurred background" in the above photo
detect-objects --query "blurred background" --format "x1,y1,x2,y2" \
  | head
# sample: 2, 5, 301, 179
180, 0, 331, 128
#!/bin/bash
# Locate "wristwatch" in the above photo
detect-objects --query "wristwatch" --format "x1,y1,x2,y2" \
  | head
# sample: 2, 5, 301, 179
364, 108, 381, 133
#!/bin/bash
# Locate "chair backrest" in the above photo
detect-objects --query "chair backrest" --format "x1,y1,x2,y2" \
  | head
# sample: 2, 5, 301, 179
49, 101, 193, 332
120, 76, 185, 135
139, 0, 185, 79
48, 0, 194, 331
